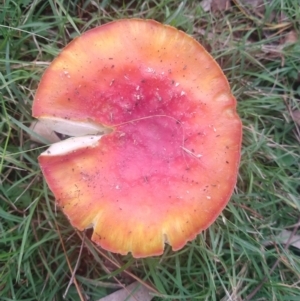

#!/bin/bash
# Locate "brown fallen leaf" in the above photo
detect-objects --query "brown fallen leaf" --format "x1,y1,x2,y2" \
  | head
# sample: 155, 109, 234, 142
200, 0, 212, 12
263, 230, 300, 250
200, 0, 231, 12
239, 0, 267, 15
235, 0, 289, 26
283, 30, 298, 45
278, 230, 300, 249
291, 110, 300, 126
98, 281, 154, 301
211, 0, 231, 12
29, 120, 60, 144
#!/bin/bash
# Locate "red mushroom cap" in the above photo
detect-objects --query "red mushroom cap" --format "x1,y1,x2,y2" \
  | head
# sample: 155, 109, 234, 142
33, 19, 242, 258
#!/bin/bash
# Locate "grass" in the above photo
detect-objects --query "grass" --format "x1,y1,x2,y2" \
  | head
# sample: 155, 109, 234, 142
1, 0, 300, 300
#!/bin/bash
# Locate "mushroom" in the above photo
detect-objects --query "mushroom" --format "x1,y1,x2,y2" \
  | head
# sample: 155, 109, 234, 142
32, 19, 242, 258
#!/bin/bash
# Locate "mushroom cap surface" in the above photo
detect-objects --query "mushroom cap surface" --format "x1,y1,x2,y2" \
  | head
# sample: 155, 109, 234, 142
33, 19, 242, 257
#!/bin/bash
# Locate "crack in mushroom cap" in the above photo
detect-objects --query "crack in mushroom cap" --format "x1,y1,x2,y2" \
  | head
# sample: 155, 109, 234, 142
33, 19, 242, 258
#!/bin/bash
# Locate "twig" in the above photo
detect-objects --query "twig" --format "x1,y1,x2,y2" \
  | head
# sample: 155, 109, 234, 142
55, 221, 86, 301
63, 232, 86, 299
243, 217, 300, 301
76, 231, 161, 296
